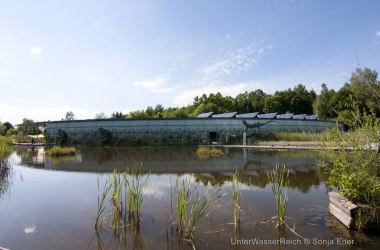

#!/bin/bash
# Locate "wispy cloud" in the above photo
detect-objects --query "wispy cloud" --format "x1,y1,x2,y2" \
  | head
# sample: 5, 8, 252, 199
29, 46, 42, 55
133, 75, 173, 93
376, 31, 380, 36
199, 43, 272, 80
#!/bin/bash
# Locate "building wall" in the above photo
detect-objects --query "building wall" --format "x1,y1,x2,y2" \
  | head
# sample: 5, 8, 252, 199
45, 118, 340, 146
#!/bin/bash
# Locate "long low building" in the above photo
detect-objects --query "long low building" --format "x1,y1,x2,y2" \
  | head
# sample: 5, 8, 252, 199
45, 115, 341, 146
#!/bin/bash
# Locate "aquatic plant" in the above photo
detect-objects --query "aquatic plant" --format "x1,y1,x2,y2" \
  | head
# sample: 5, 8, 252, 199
45, 146, 77, 157
110, 170, 123, 232
174, 176, 223, 241
89, 166, 149, 234
0, 137, 12, 170
123, 167, 150, 224
89, 178, 111, 230
268, 163, 289, 226
196, 147, 223, 159
175, 177, 191, 236
231, 170, 240, 229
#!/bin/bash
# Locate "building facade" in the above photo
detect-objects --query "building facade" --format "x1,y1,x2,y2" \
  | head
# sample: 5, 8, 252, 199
45, 118, 340, 146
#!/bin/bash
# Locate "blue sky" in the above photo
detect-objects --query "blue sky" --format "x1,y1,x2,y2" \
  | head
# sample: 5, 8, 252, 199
1, 0, 380, 124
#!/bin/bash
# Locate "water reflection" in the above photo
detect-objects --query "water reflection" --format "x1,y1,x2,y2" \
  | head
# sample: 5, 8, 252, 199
0, 165, 13, 202
1, 146, 379, 249
14, 146, 325, 193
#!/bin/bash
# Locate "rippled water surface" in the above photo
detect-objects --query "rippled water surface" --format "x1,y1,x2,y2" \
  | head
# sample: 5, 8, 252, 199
0, 146, 379, 249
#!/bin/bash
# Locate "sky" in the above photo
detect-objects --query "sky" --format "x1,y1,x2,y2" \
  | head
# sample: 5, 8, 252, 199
1, 0, 380, 125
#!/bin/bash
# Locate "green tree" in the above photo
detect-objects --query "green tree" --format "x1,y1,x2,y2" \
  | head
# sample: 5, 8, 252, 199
154, 104, 164, 116
146, 106, 154, 118
234, 92, 251, 114
127, 110, 150, 118
19, 118, 35, 135
329, 85, 353, 116
248, 89, 266, 113
347, 67, 380, 115
111, 111, 123, 119
0, 122, 13, 136
314, 83, 335, 119
95, 112, 107, 119
64, 111, 75, 120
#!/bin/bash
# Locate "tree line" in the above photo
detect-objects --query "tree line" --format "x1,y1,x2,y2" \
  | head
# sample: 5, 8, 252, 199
110, 67, 380, 122
1, 67, 378, 136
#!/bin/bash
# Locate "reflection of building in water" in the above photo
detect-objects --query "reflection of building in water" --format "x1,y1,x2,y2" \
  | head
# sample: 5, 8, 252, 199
45, 118, 339, 146
16, 146, 325, 192
13, 146, 46, 168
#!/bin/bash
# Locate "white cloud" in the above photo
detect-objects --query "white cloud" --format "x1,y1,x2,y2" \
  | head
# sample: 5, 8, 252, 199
29, 46, 42, 55
199, 43, 272, 80
133, 75, 173, 93
376, 31, 380, 36
0, 104, 92, 124
173, 82, 250, 106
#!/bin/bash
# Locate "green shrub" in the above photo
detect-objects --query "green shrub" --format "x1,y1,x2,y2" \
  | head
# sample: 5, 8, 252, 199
318, 102, 380, 230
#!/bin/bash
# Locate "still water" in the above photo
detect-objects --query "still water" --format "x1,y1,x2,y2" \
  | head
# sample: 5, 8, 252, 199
0, 146, 379, 250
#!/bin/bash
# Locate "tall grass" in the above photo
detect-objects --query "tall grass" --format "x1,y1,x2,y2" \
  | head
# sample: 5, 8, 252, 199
268, 163, 289, 227
255, 131, 323, 142
123, 167, 150, 224
110, 170, 123, 233
175, 177, 191, 236
231, 171, 240, 229
174, 176, 223, 240
89, 178, 111, 230
45, 146, 77, 157
196, 147, 223, 159
0, 137, 12, 170
90, 167, 150, 233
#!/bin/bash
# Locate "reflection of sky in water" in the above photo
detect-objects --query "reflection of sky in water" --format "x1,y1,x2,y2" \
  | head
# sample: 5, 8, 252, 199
0, 147, 378, 250
24, 226, 36, 234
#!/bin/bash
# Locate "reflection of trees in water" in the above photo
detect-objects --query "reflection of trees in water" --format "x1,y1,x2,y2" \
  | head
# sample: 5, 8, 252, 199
194, 169, 326, 193
0, 167, 13, 202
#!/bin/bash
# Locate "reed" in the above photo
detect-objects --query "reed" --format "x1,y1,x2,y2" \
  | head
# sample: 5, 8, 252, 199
110, 170, 123, 232
175, 177, 191, 235
123, 167, 150, 225
268, 163, 289, 226
90, 177, 111, 230
174, 176, 223, 240
90, 166, 150, 233
0, 137, 12, 170
231, 170, 240, 229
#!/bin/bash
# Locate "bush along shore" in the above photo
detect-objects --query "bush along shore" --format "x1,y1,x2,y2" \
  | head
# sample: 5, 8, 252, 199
318, 101, 380, 231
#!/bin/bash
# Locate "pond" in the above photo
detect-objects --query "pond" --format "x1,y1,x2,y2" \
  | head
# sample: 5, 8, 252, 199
0, 146, 379, 250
